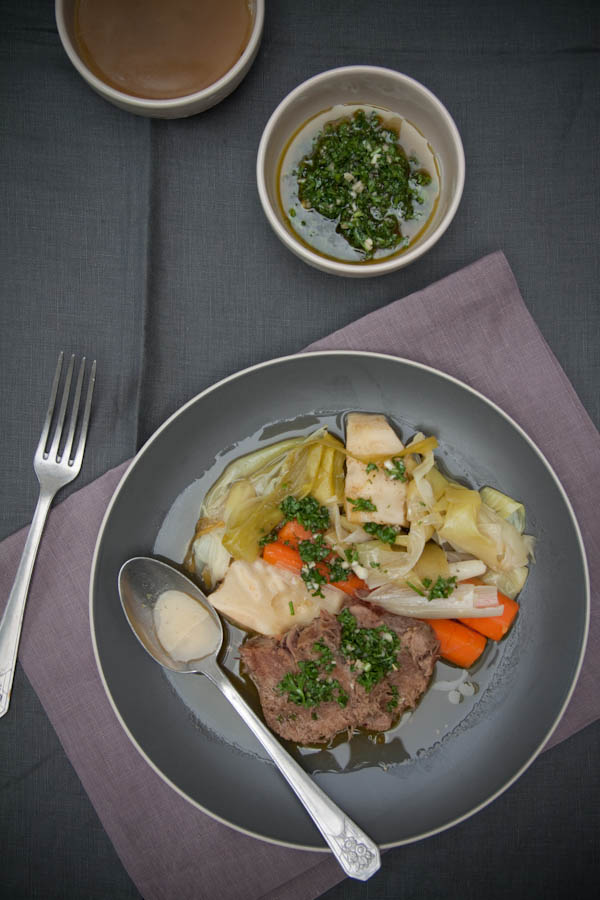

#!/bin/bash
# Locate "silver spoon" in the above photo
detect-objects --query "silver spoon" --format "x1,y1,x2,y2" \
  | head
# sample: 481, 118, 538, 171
118, 556, 381, 881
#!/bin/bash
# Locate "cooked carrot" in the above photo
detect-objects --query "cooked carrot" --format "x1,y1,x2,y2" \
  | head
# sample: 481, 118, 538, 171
262, 541, 367, 595
458, 578, 519, 641
277, 519, 314, 548
424, 618, 486, 668
262, 540, 303, 574
330, 572, 367, 595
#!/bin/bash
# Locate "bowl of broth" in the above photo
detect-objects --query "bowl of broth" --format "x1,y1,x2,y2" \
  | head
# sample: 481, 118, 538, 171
55, 0, 264, 118
257, 67, 465, 277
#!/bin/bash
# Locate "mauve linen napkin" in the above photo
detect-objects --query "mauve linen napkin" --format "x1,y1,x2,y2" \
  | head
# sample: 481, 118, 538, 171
1, 251, 598, 900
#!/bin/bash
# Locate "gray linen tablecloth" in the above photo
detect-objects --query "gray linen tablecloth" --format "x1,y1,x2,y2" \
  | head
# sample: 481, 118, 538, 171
1, 0, 599, 898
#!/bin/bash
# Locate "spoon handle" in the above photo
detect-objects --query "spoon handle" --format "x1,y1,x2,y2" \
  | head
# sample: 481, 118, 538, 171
203, 659, 381, 881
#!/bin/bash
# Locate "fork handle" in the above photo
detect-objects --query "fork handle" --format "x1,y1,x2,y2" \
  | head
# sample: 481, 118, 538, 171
0, 487, 54, 718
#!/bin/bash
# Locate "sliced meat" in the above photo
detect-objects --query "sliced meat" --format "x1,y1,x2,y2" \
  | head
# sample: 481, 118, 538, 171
240, 601, 439, 745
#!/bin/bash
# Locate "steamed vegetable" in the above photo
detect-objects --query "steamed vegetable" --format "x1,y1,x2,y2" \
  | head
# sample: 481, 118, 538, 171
363, 582, 503, 619
262, 539, 367, 596
424, 618, 487, 668
434, 485, 534, 573
459, 578, 519, 640
312, 440, 346, 505
480, 486, 526, 533
209, 558, 344, 635
479, 565, 529, 600
188, 413, 534, 671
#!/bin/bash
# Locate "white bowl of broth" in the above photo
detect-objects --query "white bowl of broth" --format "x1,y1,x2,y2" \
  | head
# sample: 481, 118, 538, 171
257, 67, 465, 277
55, 0, 264, 118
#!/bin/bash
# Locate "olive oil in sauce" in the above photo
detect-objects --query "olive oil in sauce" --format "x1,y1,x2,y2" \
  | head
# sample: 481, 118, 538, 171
278, 105, 440, 264
75, 0, 253, 100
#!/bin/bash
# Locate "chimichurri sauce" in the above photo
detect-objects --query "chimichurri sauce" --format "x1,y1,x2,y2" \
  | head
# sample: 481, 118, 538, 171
278, 105, 440, 264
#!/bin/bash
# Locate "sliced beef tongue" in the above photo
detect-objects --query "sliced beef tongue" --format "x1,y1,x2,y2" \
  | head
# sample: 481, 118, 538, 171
240, 601, 439, 745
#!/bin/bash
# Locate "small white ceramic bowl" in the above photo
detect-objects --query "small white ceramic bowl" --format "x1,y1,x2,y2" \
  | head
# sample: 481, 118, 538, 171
55, 0, 264, 119
257, 66, 465, 277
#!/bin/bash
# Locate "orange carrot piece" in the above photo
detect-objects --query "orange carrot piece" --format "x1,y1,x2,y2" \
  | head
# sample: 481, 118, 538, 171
459, 596, 519, 641
458, 578, 520, 641
330, 572, 367, 595
262, 541, 367, 596
262, 541, 303, 574
424, 618, 486, 668
277, 519, 314, 548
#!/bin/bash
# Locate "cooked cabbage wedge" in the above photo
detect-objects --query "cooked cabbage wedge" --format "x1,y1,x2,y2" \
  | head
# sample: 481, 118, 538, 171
480, 486, 526, 534
434, 485, 534, 573
193, 429, 346, 567
209, 558, 344, 635
480, 565, 529, 600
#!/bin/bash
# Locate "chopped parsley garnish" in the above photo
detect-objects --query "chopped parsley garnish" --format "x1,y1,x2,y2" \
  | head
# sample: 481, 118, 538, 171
280, 495, 330, 532
363, 521, 398, 546
296, 109, 432, 258
386, 685, 400, 712
406, 580, 426, 597
327, 557, 351, 583
276, 614, 399, 713
289, 601, 295, 616
277, 651, 348, 709
422, 575, 457, 600
300, 565, 327, 598
313, 640, 336, 673
407, 575, 457, 600
347, 496, 377, 512
366, 461, 378, 474
289, 208, 296, 217
370, 561, 381, 568
279, 502, 356, 596
298, 534, 330, 564
344, 546, 359, 564
384, 457, 407, 482
258, 529, 279, 547
337, 608, 400, 692
298, 536, 353, 595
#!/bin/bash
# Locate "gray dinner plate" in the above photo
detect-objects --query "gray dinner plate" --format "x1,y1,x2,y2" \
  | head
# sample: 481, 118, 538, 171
90, 352, 589, 849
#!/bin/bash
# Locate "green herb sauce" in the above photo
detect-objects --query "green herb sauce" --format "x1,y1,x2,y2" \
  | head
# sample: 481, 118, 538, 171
278, 104, 440, 264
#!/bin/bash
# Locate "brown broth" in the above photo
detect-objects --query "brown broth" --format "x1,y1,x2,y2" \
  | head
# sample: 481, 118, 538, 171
74, 0, 253, 100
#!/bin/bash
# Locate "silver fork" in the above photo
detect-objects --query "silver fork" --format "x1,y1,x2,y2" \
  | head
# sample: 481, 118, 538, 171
0, 352, 96, 718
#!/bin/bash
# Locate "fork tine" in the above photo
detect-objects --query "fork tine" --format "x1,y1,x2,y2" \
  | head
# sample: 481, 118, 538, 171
48, 353, 75, 460
37, 351, 64, 456
72, 359, 96, 469
63, 356, 86, 464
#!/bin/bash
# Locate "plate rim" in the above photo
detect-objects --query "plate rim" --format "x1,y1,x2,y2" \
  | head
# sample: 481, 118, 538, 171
89, 349, 590, 851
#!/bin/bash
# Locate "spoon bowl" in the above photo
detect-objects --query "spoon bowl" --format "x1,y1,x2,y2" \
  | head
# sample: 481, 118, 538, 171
117, 556, 381, 881
118, 556, 223, 674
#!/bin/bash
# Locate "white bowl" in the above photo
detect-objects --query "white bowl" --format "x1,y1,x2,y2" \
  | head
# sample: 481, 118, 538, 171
257, 66, 465, 277
55, 0, 264, 119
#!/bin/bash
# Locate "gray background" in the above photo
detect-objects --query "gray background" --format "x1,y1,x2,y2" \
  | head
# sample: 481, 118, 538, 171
1, 0, 598, 897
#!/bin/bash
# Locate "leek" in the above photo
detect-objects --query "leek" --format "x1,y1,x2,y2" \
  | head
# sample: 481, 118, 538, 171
480, 565, 529, 600
364, 582, 503, 619
480, 486, 526, 534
